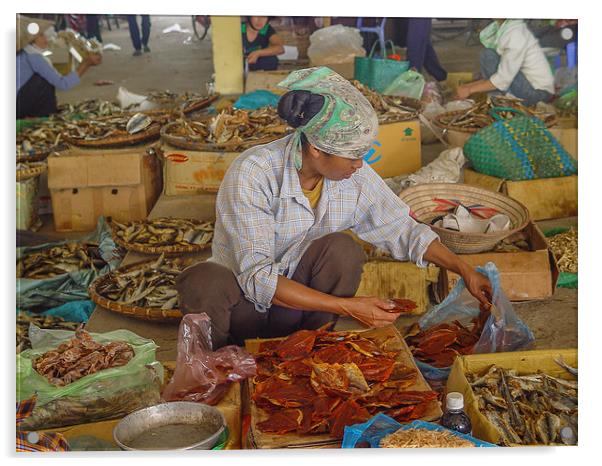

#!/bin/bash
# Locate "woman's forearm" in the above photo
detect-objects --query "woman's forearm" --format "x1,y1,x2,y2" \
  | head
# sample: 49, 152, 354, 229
257, 44, 285, 58
422, 240, 472, 276
272, 276, 347, 315
466, 79, 498, 94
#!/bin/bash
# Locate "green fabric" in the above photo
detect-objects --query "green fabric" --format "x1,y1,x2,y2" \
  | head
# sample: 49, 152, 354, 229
277, 67, 378, 170
479, 19, 523, 49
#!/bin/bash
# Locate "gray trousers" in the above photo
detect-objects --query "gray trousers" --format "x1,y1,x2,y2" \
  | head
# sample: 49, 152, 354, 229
176, 233, 367, 349
480, 48, 554, 106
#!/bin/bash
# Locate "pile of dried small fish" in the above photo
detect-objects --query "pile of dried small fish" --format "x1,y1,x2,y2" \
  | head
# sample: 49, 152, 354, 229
404, 311, 490, 368
111, 217, 214, 249
62, 112, 164, 141
467, 361, 578, 445
32, 327, 135, 386
57, 99, 123, 119
164, 107, 291, 148
547, 228, 577, 273
17, 119, 70, 157
17, 242, 107, 279
95, 254, 193, 310
380, 428, 475, 448
436, 95, 557, 130
351, 80, 421, 123
17, 312, 80, 353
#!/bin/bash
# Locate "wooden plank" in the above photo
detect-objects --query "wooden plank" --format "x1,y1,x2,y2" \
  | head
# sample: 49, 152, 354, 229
244, 325, 443, 449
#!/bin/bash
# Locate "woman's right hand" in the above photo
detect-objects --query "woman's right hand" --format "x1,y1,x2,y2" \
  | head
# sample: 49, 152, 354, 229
86, 53, 102, 66
338, 296, 402, 328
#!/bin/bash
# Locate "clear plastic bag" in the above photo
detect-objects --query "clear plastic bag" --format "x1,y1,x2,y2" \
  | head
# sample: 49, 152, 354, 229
17, 326, 163, 430
307, 25, 366, 65
162, 313, 256, 405
415, 262, 535, 379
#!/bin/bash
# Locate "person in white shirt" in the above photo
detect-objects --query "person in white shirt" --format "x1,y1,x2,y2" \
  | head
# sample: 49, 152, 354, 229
455, 19, 555, 106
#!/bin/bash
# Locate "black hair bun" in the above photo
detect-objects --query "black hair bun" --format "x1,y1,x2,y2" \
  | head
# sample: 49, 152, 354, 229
277, 90, 325, 128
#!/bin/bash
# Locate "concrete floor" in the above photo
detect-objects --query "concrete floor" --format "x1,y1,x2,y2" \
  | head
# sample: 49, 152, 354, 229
44, 16, 577, 351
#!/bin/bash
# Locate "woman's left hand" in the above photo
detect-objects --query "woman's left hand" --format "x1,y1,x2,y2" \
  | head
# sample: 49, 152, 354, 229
461, 267, 493, 311
454, 84, 472, 100
247, 51, 261, 64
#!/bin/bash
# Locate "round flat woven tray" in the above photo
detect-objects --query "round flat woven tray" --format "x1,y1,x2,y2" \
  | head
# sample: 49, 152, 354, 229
109, 219, 213, 255
433, 108, 557, 135
89, 259, 188, 322
398, 183, 530, 254
64, 123, 162, 148
378, 95, 424, 123
17, 163, 46, 182
160, 122, 283, 152
182, 94, 220, 114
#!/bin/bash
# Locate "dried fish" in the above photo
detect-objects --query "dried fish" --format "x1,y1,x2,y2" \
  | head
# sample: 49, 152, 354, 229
380, 427, 475, 448
467, 364, 578, 446
547, 228, 577, 273
163, 107, 292, 150
16, 312, 80, 353
351, 80, 421, 124
111, 217, 214, 249
95, 255, 196, 309
57, 99, 123, 119
436, 95, 557, 131
32, 326, 135, 386
17, 242, 107, 279
126, 113, 153, 134
62, 113, 165, 142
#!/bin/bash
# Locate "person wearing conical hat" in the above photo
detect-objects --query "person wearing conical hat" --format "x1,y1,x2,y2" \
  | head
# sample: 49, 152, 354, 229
16, 14, 102, 118
177, 67, 493, 349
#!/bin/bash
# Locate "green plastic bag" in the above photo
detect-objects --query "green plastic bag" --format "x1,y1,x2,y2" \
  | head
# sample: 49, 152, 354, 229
16, 216, 121, 311
383, 69, 426, 99
17, 326, 163, 430
354, 41, 410, 93
464, 107, 578, 181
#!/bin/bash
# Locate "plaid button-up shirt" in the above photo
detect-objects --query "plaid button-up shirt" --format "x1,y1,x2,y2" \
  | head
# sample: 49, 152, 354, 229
212, 134, 439, 312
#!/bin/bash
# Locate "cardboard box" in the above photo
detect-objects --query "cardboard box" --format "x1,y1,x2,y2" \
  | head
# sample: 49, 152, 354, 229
356, 261, 440, 315
446, 349, 577, 445
437, 222, 559, 301
463, 168, 578, 221
365, 120, 421, 179
48, 144, 162, 232
549, 116, 578, 159
244, 70, 290, 94
162, 143, 240, 196
445, 72, 475, 93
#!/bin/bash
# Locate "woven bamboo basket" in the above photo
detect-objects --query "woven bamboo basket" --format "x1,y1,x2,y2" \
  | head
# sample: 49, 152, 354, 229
88, 258, 197, 321
16, 162, 46, 182
160, 121, 285, 152
182, 94, 220, 114
108, 218, 213, 255
64, 123, 162, 148
398, 183, 530, 254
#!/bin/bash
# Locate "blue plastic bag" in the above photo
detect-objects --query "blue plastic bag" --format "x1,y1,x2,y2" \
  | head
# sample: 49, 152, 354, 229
41, 300, 95, 323
233, 90, 281, 110
414, 262, 535, 380
342, 414, 497, 448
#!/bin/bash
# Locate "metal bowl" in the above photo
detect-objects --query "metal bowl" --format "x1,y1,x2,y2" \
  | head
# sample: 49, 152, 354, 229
113, 402, 226, 451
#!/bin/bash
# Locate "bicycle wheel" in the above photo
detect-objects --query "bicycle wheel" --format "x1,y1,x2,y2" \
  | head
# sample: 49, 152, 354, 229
192, 15, 209, 41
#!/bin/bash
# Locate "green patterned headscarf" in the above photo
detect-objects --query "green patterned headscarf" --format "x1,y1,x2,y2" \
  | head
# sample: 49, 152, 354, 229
278, 67, 378, 170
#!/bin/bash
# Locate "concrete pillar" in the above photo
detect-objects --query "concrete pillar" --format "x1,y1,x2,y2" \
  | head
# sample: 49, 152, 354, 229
211, 16, 244, 94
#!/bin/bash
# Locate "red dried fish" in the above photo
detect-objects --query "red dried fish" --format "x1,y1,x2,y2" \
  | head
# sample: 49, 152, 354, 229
390, 298, 418, 312
328, 399, 371, 437
257, 409, 304, 434
275, 330, 317, 360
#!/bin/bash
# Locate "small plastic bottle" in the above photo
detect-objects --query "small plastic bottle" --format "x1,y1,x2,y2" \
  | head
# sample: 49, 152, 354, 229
441, 392, 472, 435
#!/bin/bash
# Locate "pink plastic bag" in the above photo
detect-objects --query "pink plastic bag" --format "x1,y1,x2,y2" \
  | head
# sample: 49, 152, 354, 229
162, 313, 256, 405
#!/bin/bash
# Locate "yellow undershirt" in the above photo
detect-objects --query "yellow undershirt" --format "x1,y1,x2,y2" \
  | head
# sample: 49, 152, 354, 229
301, 177, 324, 209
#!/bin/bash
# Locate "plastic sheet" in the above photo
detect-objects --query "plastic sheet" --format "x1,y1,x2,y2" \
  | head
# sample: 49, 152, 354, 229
383, 69, 425, 99
233, 90, 281, 110
41, 300, 95, 323
17, 326, 162, 430
307, 25, 365, 65
162, 313, 256, 405
414, 262, 535, 380
16, 217, 121, 311
342, 414, 496, 448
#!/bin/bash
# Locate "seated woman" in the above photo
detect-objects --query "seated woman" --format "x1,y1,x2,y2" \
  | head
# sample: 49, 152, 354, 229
242, 16, 285, 71
17, 15, 101, 119
455, 19, 554, 106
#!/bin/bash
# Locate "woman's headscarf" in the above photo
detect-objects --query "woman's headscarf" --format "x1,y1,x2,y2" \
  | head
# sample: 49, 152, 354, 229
277, 67, 378, 170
